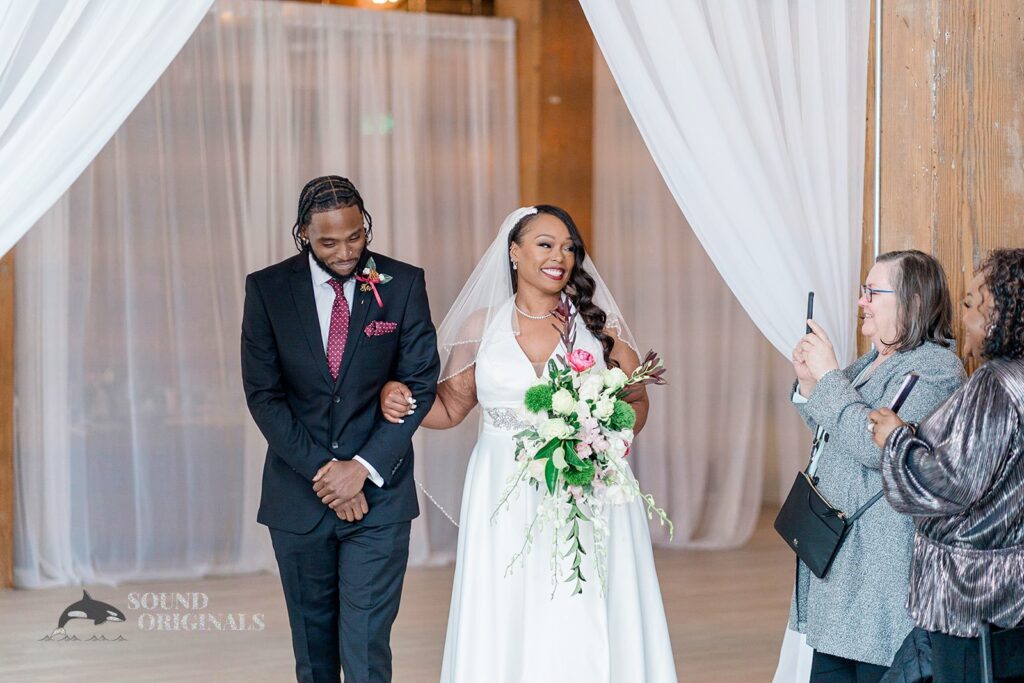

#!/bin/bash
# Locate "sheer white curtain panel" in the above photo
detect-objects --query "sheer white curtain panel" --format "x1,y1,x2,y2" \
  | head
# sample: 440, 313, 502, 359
0, 0, 214, 258
14, 0, 517, 587
593, 55, 809, 550
580, 0, 871, 364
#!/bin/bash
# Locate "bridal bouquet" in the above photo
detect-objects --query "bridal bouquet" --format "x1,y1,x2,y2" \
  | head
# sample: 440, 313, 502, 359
494, 301, 673, 596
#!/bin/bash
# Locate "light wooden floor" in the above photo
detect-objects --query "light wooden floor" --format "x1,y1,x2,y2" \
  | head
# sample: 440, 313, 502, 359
0, 510, 792, 682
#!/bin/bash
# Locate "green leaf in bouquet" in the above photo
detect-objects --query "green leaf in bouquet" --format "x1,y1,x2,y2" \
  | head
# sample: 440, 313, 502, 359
547, 358, 561, 381
544, 458, 558, 495
564, 444, 585, 469
533, 438, 559, 460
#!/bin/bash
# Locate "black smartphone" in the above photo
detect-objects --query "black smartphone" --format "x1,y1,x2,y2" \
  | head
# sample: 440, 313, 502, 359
889, 373, 920, 413
805, 291, 815, 334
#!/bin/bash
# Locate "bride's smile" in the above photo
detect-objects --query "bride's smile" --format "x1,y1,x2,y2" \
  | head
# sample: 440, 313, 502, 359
509, 212, 577, 297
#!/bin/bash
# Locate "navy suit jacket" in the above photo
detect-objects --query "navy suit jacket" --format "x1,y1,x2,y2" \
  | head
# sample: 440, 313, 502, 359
241, 250, 439, 533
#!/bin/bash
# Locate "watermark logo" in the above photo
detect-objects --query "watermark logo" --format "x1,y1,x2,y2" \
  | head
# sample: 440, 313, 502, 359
128, 592, 265, 632
37, 589, 264, 642
40, 590, 127, 642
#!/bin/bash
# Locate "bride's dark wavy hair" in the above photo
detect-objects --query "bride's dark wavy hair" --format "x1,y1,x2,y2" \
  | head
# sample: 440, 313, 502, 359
508, 205, 618, 368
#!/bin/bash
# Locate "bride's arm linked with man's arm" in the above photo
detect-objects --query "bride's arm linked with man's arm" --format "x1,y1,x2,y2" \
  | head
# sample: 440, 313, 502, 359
379, 325, 650, 433
380, 368, 477, 430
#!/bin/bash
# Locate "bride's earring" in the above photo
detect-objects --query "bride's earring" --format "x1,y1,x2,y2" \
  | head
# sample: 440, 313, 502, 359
511, 259, 518, 271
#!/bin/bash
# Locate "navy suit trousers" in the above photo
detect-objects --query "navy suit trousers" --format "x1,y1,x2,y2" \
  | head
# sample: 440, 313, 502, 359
270, 515, 412, 683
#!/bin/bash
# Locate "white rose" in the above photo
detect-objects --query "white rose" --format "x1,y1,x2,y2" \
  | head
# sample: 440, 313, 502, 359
601, 367, 629, 391
578, 374, 605, 402
551, 388, 575, 416
538, 418, 573, 442
606, 437, 627, 461
551, 446, 567, 470
593, 397, 615, 420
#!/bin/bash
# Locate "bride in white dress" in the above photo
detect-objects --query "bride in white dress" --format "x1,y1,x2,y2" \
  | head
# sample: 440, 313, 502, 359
381, 206, 677, 682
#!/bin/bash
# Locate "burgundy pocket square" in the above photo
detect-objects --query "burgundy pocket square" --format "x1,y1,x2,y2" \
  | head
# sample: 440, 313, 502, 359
364, 321, 398, 337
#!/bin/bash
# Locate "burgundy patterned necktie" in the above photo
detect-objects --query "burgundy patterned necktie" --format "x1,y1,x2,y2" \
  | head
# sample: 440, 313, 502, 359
326, 279, 350, 381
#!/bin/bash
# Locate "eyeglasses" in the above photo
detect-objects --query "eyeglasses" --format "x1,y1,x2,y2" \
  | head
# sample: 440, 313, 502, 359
860, 285, 895, 302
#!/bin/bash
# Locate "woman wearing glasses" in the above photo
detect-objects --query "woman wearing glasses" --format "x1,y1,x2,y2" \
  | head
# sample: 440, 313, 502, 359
870, 249, 1024, 683
788, 250, 966, 681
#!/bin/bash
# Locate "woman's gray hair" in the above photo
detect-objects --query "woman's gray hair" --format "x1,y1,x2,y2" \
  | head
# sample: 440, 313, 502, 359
875, 250, 954, 351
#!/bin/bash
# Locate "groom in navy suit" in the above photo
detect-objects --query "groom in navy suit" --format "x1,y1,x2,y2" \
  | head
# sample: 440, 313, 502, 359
241, 176, 439, 683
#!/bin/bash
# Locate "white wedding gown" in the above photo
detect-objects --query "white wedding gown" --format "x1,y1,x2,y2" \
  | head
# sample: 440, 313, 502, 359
440, 299, 677, 682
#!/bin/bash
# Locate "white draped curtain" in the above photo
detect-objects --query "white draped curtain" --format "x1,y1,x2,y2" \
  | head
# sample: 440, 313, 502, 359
581, 0, 871, 364
593, 56, 808, 549
0, 0, 214, 258
14, 0, 517, 587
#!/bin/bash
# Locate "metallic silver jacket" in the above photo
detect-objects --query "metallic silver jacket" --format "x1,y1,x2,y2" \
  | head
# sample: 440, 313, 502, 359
882, 357, 1024, 638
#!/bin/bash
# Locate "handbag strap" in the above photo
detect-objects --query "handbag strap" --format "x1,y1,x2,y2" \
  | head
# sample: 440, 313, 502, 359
804, 420, 884, 522
847, 489, 884, 523
803, 425, 828, 475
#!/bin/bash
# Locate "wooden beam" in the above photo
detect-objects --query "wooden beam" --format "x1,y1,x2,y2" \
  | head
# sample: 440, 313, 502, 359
496, 0, 594, 246
285, 0, 494, 16
0, 249, 13, 589
868, 0, 1024, 357
859, 0, 879, 356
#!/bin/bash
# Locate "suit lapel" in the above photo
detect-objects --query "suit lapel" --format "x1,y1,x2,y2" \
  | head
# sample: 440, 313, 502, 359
289, 257, 334, 387
335, 276, 374, 389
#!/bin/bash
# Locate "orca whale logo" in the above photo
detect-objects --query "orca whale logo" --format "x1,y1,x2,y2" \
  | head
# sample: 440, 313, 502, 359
51, 591, 126, 636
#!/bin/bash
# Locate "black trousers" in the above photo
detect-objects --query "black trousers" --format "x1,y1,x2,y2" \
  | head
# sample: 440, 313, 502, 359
810, 650, 888, 683
270, 513, 412, 683
931, 630, 1024, 683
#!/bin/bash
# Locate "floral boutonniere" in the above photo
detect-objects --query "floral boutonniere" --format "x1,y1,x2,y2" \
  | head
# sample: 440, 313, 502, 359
355, 256, 392, 308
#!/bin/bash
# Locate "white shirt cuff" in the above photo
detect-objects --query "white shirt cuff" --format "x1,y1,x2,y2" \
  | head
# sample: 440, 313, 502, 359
353, 455, 384, 487
792, 387, 809, 404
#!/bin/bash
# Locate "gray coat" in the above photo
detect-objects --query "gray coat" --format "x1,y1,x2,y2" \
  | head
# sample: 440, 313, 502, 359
788, 341, 965, 666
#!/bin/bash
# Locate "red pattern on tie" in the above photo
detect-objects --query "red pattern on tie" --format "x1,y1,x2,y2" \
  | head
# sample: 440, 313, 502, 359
327, 279, 349, 381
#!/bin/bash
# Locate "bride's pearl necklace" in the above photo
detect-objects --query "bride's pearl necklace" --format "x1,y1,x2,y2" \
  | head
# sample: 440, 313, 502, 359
514, 299, 554, 320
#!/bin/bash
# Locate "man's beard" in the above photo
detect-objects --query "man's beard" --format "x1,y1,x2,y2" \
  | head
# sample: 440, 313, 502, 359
308, 246, 361, 282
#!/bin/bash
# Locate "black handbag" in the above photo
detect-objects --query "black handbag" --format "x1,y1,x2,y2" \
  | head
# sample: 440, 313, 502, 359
776, 372, 919, 578
774, 449, 882, 579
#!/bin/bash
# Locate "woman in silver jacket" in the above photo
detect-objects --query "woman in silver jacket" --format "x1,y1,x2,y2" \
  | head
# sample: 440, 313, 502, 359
790, 250, 966, 681
871, 248, 1024, 683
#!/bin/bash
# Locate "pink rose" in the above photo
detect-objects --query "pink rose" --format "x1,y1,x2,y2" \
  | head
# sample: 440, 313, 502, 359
567, 348, 596, 373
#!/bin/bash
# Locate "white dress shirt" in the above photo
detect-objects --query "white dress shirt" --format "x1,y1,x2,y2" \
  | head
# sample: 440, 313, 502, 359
309, 253, 384, 487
